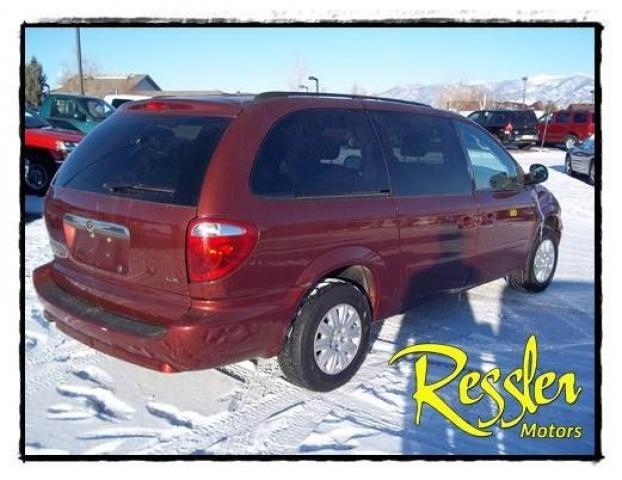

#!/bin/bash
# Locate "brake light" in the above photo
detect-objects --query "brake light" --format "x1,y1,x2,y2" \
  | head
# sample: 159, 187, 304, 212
504, 122, 513, 134
186, 219, 258, 282
126, 101, 194, 112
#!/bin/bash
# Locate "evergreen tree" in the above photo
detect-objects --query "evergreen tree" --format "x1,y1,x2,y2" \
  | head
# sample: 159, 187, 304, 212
25, 56, 47, 107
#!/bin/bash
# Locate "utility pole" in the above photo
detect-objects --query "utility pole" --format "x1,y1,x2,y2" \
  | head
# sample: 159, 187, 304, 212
540, 100, 552, 151
521, 76, 528, 107
76, 27, 84, 96
308, 76, 319, 94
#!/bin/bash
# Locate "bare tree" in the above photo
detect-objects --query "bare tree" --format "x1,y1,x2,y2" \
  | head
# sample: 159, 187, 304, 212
288, 56, 308, 91
436, 83, 493, 111
349, 83, 367, 95
58, 58, 101, 84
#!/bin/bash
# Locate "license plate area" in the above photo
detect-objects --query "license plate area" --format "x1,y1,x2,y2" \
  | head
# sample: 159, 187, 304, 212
63, 214, 130, 274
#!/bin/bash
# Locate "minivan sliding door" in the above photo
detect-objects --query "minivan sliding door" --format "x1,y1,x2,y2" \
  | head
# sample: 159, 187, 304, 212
370, 111, 479, 309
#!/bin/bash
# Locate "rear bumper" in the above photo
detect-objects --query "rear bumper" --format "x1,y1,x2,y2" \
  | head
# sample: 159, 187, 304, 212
33, 262, 295, 372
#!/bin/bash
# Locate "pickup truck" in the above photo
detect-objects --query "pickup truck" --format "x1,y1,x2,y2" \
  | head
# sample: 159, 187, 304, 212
38, 93, 115, 133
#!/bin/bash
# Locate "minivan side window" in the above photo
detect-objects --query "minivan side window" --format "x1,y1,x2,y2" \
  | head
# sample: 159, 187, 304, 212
455, 121, 523, 191
371, 111, 473, 197
251, 109, 389, 197
573, 111, 588, 123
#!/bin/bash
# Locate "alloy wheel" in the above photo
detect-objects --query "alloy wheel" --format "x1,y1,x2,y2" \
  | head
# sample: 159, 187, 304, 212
534, 238, 556, 283
313, 303, 362, 375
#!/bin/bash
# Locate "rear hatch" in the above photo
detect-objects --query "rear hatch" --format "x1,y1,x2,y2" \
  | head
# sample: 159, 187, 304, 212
44, 102, 233, 320
509, 110, 538, 136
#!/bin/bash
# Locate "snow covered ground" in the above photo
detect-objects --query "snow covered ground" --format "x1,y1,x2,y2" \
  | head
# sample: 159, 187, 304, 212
23, 148, 596, 456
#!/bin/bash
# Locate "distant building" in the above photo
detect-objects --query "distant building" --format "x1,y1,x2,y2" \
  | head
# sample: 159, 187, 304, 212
567, 103, 595, 112
54, 74, 161, 97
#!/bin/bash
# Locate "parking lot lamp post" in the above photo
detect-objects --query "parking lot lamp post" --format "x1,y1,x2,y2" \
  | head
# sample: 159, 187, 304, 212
521, 76, 528, 106
299, 85, 309, 93
308, 76, 319, 94
540, 100, 552, 151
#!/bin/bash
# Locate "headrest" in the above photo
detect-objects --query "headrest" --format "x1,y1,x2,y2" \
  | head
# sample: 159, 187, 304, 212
308, 135, 341, 160
401, 132, 428, 157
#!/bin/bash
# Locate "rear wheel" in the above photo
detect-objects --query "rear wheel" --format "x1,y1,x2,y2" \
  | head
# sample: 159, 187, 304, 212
278, 280, 371, 392
564, 134, 578, 151
507, 229, 558, 293
25, 155, 53, 196
589, 162, 595, 185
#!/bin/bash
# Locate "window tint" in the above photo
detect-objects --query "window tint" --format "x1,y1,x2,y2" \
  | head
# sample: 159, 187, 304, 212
468, 112, 481, 122
489, 112, 511, 125
54, 114, 231, 206
111, 98, 131, 108
510, 111, 537, 127
371, 112, 472, 197
251, 109, 389, 197
455, 121, 523, 191
573, 112, 588, 123
52, 98, 79, 119
554, 112, 571, 124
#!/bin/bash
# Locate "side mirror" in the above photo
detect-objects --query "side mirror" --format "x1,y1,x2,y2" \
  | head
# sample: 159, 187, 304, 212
525, 164, 548, 185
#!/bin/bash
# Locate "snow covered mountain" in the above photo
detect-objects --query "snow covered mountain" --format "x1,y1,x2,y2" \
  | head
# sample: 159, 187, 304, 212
377, 74, 594, 108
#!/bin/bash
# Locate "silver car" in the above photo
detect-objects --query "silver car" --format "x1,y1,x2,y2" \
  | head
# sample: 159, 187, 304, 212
565, 134, 595, 185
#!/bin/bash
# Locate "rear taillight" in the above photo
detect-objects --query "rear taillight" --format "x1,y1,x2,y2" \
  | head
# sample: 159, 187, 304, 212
186, 219, 258, 282
504, 122, 513, 134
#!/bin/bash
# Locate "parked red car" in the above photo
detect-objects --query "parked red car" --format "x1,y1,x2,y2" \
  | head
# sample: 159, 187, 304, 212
537, 109, 595, 150
33, 93, 561, 391
24, 108, 84, 195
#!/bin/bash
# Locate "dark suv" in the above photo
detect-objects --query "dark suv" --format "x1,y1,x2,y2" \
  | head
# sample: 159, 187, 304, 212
33, 93, 561, 392
468, 109, 539, 149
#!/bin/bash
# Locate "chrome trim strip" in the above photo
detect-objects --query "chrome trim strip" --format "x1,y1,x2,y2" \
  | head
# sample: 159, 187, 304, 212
64, 214, 130, 239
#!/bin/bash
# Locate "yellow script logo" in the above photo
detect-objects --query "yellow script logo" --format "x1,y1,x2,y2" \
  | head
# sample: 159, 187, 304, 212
389, 335, 581, 437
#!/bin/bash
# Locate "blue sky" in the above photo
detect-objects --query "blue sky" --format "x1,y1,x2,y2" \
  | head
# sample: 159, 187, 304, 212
25, 27, 595, 93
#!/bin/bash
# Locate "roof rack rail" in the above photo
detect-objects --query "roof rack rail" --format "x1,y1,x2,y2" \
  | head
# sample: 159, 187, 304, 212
255, 91, 430, 108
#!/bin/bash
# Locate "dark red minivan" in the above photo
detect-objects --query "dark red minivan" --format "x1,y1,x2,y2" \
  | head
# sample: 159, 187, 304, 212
33, 93, 562, 391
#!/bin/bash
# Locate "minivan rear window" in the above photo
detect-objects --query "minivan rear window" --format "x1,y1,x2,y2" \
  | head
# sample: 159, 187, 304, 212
54, 113, 231, 206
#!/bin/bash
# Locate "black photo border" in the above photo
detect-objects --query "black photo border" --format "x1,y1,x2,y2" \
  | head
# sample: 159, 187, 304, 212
19, 18, 603, 462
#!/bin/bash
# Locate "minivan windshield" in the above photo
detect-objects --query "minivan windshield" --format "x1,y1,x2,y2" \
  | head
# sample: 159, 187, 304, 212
54, 113, 231, 206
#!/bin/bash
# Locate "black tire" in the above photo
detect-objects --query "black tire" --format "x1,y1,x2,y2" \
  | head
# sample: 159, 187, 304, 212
565, 154, 574, 176
589, 161, 595, 186
278, 279, 371, 392
564, 134, 578, 151
507, 229, 559, 293
25, 155, 54, 196
518, 144, 532, 150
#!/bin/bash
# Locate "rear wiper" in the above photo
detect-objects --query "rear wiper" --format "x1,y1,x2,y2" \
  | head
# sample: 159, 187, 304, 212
102, 182, 176, 194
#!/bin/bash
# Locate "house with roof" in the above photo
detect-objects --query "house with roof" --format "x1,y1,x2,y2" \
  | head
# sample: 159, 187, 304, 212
54, 74, 161, 97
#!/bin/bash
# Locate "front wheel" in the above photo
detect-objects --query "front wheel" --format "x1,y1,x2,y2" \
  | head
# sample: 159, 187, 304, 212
278, 280, 371, 392
507, 230, 559, 293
